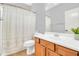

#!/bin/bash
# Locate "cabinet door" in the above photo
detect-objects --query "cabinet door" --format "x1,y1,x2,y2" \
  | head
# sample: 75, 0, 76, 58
35, 42, 41, 56
40, 45, 46, 56
46, 49, 60, 56
35, 43, 46, 56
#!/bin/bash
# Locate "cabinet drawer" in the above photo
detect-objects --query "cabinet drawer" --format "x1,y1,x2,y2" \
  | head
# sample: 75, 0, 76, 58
47, 41, 55, 51
47, 49, 60, 56
56, 45, 78, 56
40, 39, 47, 46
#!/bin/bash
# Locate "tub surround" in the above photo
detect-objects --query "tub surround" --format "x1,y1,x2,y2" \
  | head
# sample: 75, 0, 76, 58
34, 32, 79, 56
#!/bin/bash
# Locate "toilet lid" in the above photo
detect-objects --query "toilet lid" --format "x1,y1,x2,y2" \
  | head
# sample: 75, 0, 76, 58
24, 40, 35, 47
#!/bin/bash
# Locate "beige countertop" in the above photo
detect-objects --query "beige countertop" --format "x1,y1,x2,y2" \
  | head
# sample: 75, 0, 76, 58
34, 32, 79, 51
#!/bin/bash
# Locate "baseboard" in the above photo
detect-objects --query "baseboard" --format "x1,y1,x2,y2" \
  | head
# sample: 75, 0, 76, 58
1, 48, 25, 56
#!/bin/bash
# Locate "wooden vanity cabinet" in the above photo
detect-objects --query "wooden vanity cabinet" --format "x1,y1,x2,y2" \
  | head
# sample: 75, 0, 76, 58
46, 48, 60, 56
35, 37, 79, 56
56, 45, 78, 56
35, 37, 41, 56
35, 42, 41, 56
40, 39, 47, 47
35, 38, 46, 56
40, 45, 46, 56
46, 41, 55, 51
35, 37, 57, 56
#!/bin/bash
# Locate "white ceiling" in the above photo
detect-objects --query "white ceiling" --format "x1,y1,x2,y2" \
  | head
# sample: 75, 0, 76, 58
24, 3, 32, 6
45, 3, 59, 11
25, 3, 60, 11
7, 3, 60, 12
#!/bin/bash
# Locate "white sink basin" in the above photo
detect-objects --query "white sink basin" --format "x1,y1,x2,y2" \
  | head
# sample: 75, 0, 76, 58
44, 34, 74, 43
44, 34, 59, 39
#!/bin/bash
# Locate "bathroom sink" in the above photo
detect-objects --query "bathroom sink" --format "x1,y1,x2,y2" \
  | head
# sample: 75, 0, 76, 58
44, 33, 74, 43
35, 33, 75, 44
44, 34, 59, 39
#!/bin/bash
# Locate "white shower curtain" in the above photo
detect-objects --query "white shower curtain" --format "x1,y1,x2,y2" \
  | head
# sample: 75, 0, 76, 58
2, 4, 36, 55
0, 4, 3, 55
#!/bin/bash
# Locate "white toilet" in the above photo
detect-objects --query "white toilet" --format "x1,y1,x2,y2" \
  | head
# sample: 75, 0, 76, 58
24, 40, 35, 55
